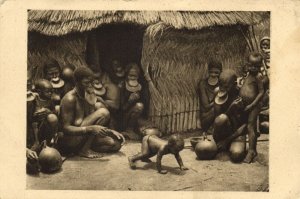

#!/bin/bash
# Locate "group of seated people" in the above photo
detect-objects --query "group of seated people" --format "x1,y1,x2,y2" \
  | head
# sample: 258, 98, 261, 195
26, 36, 270, 173
199, 37, 270, 163
26, 59, 161, 162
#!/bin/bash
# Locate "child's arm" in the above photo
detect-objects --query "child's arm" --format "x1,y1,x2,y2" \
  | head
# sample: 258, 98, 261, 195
199, 81, 214, 111
156, 150, 168, 174
245, 74, 265, 111
175, 153, 188, 170
123, 92, 140, 111
31, 122, 40, 151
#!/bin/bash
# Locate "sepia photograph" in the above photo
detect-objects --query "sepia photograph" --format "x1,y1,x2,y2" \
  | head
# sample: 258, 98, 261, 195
25, 10, 271, 191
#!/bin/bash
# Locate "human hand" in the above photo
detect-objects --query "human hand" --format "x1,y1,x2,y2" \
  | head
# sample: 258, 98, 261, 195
128, 93, 140, 102
159, 169, 168, 174
31, 141, 40, 152
26, 148, 38, 160
217, 140, 230, 151
97, 97, 106, 104
229, 97, 243, 111
34, 108, 51, 120
109, 129, 126, 145
180, 166, 189, 171
232, 97, 243, 106
244, 104, 253, 112
88, 125, 108, 136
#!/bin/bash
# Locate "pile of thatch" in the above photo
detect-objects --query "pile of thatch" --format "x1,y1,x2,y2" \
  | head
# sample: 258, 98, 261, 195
28, 11, 262, 36
142, 24, 248, 134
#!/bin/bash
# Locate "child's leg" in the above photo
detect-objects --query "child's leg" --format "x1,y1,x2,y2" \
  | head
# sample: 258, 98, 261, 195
38, 114, 58, 146
46, 113, 58, 137
244, 106, 260, 163
128, 135, 153, 169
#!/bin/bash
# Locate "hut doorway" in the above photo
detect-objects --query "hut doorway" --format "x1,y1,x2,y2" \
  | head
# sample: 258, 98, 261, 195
86, 23, 150, 117
88, 23, 146, 73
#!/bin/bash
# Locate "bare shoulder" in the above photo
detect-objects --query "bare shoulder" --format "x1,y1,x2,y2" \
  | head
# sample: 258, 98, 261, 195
61, 89, 77, 104
105, 83, 120, 99
105, 82, 119, 92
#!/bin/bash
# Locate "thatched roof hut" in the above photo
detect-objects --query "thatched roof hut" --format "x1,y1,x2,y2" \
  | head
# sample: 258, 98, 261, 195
28, 10, 265, 134
28, 11, 262, 35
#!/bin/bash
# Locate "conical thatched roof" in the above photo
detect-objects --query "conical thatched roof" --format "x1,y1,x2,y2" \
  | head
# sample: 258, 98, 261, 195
28, 10, 263, 36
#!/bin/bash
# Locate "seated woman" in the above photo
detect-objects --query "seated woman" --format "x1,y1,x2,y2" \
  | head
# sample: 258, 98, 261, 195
119, 63, 144, 140
198, 60, 222, 133
212, 69, 248, 162
43, 60, 75, 114
58, 67, 125, 158
91, 65, 121, 130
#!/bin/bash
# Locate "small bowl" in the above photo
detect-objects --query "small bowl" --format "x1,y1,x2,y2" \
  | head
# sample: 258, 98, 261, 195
190, 137, 203, 148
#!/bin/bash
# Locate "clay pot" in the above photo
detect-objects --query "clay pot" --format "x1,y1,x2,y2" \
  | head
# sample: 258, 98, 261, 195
38, 142, 62, 173
195, 135, 217, 160
190, 137, 202, 149
229, 140, 246, 163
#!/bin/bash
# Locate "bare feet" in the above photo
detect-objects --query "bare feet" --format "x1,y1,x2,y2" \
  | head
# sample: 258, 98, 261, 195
78, 149, 104, 159
159, 169, 168, 174
243, 150, 257, 163
217, 139, 230, 151
128, 157, 136, 169
141, 158, 152, 163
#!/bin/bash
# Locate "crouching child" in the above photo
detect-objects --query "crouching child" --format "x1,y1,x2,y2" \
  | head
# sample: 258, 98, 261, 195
128, 134, 188, 174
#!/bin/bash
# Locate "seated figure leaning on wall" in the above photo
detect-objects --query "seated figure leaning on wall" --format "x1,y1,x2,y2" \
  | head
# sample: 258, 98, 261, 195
198, 60, 222, 134
58, 67, 125, 158
119, 63, 145, 140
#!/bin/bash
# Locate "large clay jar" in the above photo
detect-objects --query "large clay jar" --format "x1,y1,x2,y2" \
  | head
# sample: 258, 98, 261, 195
195, 135, 218, 160
229, 137, 246, 163
38, 142, 62, 173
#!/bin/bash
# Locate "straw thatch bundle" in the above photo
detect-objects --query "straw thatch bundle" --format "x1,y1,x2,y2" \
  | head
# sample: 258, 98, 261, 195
142, 24, 248, 134
28, 11, 262, 36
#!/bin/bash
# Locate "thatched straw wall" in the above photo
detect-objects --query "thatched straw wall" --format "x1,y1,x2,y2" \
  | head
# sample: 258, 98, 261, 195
28, 33, 88, 80
141, 24, 248, 134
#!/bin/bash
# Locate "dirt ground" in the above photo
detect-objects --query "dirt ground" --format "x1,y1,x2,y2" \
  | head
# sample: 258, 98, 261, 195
27, 134, 269, 191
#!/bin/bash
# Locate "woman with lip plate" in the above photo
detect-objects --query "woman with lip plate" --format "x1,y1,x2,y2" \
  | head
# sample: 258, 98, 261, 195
198, 60, 222, 134
119, 63, 145, 140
